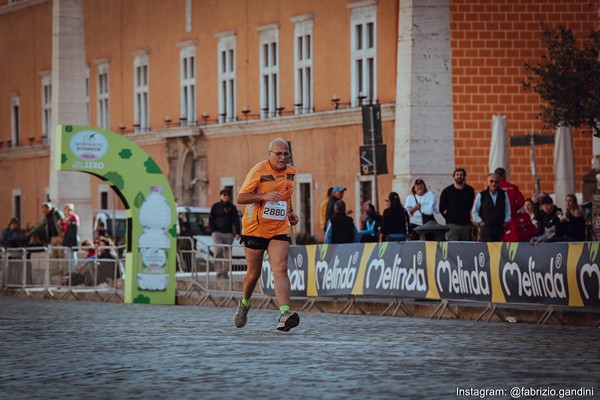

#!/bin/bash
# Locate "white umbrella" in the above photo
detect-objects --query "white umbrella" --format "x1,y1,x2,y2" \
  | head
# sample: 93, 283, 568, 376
554, 125, 575, 210
489, 115, 509, 176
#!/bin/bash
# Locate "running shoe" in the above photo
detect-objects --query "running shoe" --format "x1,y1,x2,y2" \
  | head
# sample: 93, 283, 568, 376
276, 310, 300, 332
233, 300, 250, 328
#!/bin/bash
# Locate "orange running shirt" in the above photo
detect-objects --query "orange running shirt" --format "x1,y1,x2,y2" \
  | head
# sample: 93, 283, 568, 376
239, 160, 296, 238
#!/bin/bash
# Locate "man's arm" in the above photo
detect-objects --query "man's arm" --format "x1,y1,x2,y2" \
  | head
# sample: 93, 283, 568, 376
504, 192, 512, 223
471, 193, 483, 224
439, 188, 448, 215
208, 204, 217, 232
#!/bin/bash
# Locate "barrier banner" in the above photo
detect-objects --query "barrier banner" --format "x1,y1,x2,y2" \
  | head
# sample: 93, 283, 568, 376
260, 247, 308, 297
313, 243, 365, 296
356, 241, 428, 298
499, 243, 569, 306
573, 243, 600, 308
434, 242, 492, 302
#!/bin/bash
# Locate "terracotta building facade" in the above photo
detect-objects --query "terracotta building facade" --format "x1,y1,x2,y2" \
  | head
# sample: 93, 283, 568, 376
0, 0, 598, 241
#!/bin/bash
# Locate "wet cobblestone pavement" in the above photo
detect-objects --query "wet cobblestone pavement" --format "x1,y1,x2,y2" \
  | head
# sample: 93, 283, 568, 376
0, 297, 598, 399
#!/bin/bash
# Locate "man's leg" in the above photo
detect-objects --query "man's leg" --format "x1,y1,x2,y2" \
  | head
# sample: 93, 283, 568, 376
445, 224, 461, 241
267, 239, 299, 331
266, 239, 291, 308
233, 246, 264, 328
479, 226, 491, 242
242, 247, 265, 301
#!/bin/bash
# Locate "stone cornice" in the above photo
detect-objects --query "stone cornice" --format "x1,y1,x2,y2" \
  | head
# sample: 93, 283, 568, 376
201, 103, 395, 139
0, 0, 48, 15
0, 105, 395, 156
0, 144, 49, 160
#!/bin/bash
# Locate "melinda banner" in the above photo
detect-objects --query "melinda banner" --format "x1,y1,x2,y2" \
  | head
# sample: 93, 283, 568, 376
260, 241, 600, 310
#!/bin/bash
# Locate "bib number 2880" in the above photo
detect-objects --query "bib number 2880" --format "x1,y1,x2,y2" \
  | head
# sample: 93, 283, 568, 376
262, 201, 287, 220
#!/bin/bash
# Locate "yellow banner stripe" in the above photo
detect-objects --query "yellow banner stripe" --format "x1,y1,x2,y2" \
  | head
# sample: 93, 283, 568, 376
567, 242, 584, 307
306, 244, 317, 297
425, 242, 440, 300
351, 242, 376, 296
489, 242, 506, 304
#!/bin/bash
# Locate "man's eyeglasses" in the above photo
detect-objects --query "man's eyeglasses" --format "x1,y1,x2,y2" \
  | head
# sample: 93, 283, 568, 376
270, 151, 290, 158
489, 180, 498, 183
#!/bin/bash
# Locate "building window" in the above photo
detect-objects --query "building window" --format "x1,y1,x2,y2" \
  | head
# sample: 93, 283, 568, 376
12, 189, 22, 225
11, 95, 20, 148
133, 53, 150, 133
217, 32, 236, 123
292, 15, 313, 115
99, 184, 110, 210
349, 2, 377, 107
180, 45, 196, 126
258, 25, 280, 119
97, 63, 110, 129
41, 73, 52, 144
295, 174, 313, 235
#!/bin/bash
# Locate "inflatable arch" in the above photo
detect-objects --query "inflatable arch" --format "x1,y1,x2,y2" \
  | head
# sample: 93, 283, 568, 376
56, 125, 177, 304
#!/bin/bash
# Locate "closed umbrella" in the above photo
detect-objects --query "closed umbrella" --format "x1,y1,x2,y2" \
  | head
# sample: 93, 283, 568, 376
489, 115, 509, 176
554, 125, 575, 210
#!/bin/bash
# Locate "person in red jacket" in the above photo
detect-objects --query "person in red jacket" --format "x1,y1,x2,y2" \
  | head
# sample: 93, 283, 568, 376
494, 168, 525, 242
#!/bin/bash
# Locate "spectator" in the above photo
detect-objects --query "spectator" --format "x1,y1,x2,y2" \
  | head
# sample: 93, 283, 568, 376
178, 221, 194, 272
319, 187, 333, 235
358, 200, 371, 231
495, 167, 525, 242
85, 237, 117, 286
325, 185, 351, 223
94, 220, 107, 242
439, 168, 475, 241
62, 203, 80, 272
523, 198, 538, 229
380, 192, 409, 242
325, 200, 359, 244
564, 194, 586, 241
405, 178, 439, 240
471, 173, 511, 242
27, 202, 64, 248
1, 218, 24, 248
357, 203, 381, 243
530, 196, 567, 243
209, 188, 241, 279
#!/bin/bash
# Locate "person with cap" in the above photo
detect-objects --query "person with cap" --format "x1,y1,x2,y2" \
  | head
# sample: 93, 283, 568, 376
28, 202, 64, 248
209, 188, 241, 279
325, 185, 351, 225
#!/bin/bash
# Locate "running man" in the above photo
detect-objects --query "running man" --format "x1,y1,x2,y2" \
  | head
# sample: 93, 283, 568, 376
234, 138, 300, 331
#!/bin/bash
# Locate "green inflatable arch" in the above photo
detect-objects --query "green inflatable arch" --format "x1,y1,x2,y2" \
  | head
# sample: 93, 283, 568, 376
56, 125, 176, 304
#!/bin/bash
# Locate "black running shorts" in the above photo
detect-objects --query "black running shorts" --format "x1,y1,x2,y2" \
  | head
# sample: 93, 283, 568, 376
241, 235, 291, 250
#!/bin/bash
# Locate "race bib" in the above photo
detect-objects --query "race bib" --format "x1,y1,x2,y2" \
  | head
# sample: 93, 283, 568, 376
262, 201, 287, 220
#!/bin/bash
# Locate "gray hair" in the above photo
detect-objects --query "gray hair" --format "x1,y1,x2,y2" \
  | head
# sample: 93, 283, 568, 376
268, 138, 289, 151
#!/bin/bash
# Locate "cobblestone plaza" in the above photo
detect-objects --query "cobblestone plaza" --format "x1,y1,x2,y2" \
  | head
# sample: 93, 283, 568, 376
0, 297, 598, 399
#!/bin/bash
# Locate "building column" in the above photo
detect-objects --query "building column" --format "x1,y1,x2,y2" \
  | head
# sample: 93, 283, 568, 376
50, 0, 92, 240
392, 0, 454, 205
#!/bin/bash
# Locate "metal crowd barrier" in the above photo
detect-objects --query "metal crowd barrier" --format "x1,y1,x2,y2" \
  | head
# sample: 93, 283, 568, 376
0, 244, 124, 301
176, 236, 248, 306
